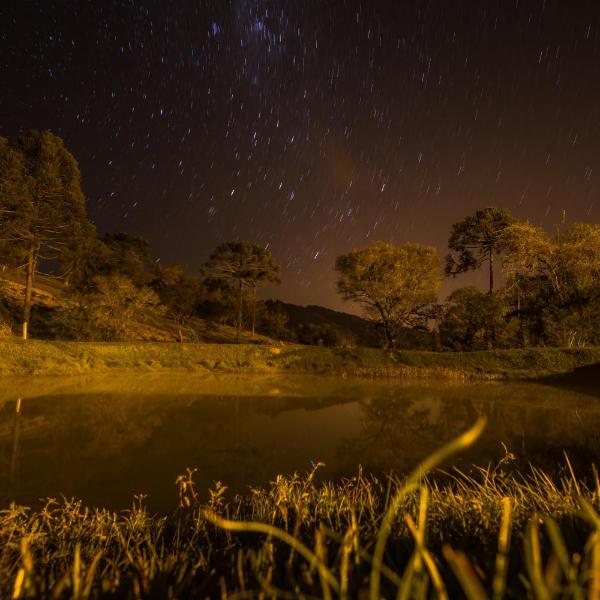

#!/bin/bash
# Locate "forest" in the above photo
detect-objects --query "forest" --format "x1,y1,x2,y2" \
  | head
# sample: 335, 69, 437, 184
1, 130, 599, 351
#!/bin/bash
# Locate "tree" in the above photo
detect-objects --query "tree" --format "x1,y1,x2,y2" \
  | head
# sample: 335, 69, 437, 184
152, 264, 204, 342
260, 303, 290, 340
64, 231, 154, 292
204, 242, 281, 341
445, 207, 514, 294
502, 221, 600, 345
0, 131, 89, 339
83, 274, 160, 341
503, 221, 600, 302
335, 241, 441, 348
98, 232, 153, 285
439, 286, 508, 350
60, 219, 97, 288
196, 277, 239, 324
0, 138, 27, 270
62, 235, 112, 291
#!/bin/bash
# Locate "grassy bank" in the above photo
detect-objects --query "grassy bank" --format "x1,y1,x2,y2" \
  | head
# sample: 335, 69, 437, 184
2, 433, 599, 598
0, 338, 600, 380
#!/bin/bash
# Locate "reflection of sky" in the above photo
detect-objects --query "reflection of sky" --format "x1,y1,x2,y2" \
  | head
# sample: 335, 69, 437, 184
2, 375, 600, 511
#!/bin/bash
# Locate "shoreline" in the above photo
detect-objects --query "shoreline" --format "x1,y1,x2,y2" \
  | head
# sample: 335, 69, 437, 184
0, 339, 599, 380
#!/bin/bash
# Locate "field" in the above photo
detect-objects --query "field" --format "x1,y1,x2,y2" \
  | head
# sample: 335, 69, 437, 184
0, 338, 599, 381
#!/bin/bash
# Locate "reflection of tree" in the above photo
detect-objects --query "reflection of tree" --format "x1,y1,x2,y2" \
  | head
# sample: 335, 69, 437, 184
0, 398, 23, 501
0, 394, 166, 504
0, 394, 189, 509
1, 391, 357, 510
2, 381, 600, 511
338, 384, 600, 480
338, 389, 481, 476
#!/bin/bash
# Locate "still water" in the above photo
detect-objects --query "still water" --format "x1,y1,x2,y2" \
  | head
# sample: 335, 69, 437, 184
0, 373, 598, 511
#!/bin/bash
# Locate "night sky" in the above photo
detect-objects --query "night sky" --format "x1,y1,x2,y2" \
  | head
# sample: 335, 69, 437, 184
2, 1, 600, 309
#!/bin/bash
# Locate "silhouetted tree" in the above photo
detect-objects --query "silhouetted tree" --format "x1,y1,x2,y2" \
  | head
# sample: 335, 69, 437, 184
439, 286, 508, 350
99, 232, 153, 284
196, 277, 238, 324
446, 207, 514, 294
152, 264, 204, 341
335, 241, 441, 348
60, 219, 97, 288
64, 231, 154, 292
0, 130, 89, 339
260, 303, 290, 340
204, 242, 281, 341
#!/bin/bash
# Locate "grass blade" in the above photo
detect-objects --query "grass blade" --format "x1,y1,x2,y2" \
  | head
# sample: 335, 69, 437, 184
492, 497, 512, 600
442, 545, 489, 600
203, 509, 341, 595
589, 532, 600, 600
523, 518, 551, 600
543, 516, 584, 600
369, 417, 487, 600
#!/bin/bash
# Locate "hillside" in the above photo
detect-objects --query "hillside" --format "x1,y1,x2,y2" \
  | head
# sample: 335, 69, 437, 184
265, 299, 376, 345
0, 269, 275, 344
0, 268, 381, 347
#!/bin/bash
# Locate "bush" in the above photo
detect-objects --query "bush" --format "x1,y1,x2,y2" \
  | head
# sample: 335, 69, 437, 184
82, 275, 161, 341
296, 322, 355, 347
0, 320, 12, 337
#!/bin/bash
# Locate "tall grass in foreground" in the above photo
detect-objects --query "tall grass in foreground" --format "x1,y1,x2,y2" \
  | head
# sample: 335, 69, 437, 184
2, 419, 600, 599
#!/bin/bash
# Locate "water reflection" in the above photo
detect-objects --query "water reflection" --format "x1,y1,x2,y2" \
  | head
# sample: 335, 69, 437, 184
6, 397, 22, 488
0, 374, 598, 511
338, 385, 600, 478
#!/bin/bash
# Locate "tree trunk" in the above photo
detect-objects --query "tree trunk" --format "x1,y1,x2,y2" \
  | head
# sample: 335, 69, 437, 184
22, 244, 37, 340
374, 303, 394, 349
378, 313, 394, 349
251, 285, 257, 339
177, 326, 183, 343
488, 248, 494, 295
488, 249, 497, 345
236, 278, 243, 342
382, 321, 394, 349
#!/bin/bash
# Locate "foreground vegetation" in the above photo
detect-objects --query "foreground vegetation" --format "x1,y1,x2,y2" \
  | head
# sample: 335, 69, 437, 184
0, 339, 599, 379
2, 420, 600, 599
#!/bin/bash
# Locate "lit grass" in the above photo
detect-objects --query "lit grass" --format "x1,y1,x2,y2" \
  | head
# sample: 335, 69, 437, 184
2, 423, 600, 598
0, 338, 599, 379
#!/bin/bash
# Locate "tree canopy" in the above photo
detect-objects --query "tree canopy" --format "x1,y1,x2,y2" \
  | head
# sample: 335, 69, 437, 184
439, 286, 510, 351
151, 264, 205, 342
501, 221, 600, 346
83, 274, 160, 341
503, 221, 600, 301
445, 207, 514, 293
0, 130, 90, 338
335, 241, 441, 348
204, 241, 281, 340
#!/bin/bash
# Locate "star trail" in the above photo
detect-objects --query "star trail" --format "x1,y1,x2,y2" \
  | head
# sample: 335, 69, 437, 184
2, 0, 600, 308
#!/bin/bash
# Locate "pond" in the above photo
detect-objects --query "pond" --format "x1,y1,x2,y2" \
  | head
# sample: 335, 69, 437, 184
0, 373, 599, 512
